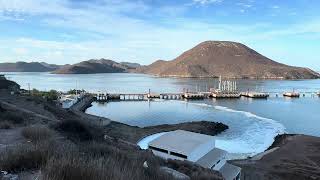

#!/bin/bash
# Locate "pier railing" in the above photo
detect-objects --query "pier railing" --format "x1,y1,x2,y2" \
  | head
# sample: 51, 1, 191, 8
92, 90, 320, 102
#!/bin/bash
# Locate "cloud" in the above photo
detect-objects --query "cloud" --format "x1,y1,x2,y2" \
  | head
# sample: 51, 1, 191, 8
13, 48, 28, 55
0, 0, 319, 69
192, 0, 223, 5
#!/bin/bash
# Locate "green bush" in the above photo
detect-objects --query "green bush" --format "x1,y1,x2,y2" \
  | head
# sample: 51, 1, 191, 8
31, 89, 59, 101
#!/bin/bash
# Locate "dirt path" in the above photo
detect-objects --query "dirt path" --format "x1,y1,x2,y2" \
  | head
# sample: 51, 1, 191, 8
0, 100, 57, 122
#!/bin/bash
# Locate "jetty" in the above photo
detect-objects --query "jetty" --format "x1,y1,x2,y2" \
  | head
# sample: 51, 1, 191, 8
183, 92, 205, 99
69, 94, 111, 126
241, 92, 269, 98
74, 77, 320, 103
210, 76, 241, 98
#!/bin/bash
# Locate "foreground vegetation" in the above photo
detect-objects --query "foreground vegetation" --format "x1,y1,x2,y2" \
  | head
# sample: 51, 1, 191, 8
0, 86, 224, 180
0, 115, 223, 180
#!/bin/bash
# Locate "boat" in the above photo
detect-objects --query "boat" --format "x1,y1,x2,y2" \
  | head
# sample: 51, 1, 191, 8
283, 92, 300, 98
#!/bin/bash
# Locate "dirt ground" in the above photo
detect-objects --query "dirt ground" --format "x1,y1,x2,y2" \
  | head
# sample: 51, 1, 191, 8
231, 134, 320, 180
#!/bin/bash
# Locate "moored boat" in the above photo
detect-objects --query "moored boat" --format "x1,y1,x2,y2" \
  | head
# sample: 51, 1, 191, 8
283, 92, 300, 98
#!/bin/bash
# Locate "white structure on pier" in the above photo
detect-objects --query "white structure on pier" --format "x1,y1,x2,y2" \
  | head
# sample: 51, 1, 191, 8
217, 76, 238, 93
148, 130, 241, 180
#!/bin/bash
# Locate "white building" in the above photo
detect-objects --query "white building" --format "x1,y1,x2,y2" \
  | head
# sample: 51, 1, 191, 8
148, 130, 241, 180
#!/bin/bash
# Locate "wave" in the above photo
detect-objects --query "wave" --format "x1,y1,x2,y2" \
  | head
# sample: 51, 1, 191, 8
172, 100, 286, 158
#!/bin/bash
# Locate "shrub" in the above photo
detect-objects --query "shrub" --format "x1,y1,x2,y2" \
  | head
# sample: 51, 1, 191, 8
0, 121, 12, 129
22, 126, 55, 143
0, 144, 50, 172
0, 112, 24, 124
0, 104, 6, 112
43, 142, 172, 180
55, 120, 102, 141
31, 89, 59, 102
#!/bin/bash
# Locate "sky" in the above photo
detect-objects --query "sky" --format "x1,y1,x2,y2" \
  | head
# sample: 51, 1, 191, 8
0, 0, 319, 70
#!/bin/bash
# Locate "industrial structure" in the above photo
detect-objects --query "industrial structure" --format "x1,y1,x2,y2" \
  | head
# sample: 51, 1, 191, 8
148, 130, 241, 180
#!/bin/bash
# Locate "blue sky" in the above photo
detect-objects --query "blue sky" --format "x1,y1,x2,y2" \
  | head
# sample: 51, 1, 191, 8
0, 0, 319, 70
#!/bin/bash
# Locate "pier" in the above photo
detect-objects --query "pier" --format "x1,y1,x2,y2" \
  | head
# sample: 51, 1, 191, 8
93, 90, 319, 102
89, 77, 320, 102
210, 76, 241, 98
69, 94, 111, 126
283, 92, 300, 98
241, 92, 269, 98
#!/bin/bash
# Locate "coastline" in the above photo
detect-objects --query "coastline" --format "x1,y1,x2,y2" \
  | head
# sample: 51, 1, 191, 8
230, 134, 320, 180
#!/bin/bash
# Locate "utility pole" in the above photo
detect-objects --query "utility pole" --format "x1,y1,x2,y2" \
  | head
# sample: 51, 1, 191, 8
27, 83, 31, 95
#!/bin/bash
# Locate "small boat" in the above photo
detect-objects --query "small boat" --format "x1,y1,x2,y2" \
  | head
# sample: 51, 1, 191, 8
283, 92, 300, 98
317, 92, 320, 97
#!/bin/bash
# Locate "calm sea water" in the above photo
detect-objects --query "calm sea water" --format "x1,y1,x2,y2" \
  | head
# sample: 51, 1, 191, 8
3, 72, 320, 158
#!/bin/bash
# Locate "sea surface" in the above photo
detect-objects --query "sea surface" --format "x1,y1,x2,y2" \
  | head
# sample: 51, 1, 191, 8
3, 72, 320, 159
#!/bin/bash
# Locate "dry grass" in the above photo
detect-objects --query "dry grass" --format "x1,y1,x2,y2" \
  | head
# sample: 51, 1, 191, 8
167, 159, 223, 180
0, 142, 53, 172
0, 139, 173, 180
0, 120, 12, 129
55, 119, 103, 141
21, 126, 55, 143
0, 112, 24, 124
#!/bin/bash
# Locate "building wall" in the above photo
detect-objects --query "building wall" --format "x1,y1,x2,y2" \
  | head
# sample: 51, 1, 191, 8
151, 150, 186, 161
212, 158, 226, 171
188, 139, 215, 162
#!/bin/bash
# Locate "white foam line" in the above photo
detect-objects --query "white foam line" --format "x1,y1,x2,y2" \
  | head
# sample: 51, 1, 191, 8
170, 100, 286, 158
173, 100, 285, 133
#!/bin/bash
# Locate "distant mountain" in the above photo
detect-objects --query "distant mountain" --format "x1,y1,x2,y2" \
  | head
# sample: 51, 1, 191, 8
137, 41, 320, 79
0, 61, 60, 72
53, 59, 129, 74
120, 62, 141, 69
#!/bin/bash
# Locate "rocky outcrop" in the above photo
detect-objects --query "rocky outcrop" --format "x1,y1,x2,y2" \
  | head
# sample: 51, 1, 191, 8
0, 76, 20, 91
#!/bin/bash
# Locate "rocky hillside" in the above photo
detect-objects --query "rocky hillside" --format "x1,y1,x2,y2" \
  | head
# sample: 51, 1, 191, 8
120, 62, 141, 69
0, 75, 20, 91
0, 62, 60, 72
53, 59, 129, 74
137, 41, 320, 79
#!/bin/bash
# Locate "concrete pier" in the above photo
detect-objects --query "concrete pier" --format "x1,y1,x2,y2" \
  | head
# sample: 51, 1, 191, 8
241, 92, 269, 98
69, 95, 111, 126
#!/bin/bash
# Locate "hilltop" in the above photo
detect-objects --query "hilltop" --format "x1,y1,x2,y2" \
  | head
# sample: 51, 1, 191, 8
137, 41, 320, 79
0, 61, 61, 72
53, 59, 137, 74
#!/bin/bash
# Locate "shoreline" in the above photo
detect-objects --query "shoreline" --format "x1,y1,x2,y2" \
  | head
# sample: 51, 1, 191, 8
230, 134, 320, 180
1, 86, 320, 179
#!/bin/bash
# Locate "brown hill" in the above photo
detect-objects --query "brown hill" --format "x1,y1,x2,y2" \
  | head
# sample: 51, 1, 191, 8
54, 59, 129, 74
137, 41, 320, 79
0, 61, 60, 72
